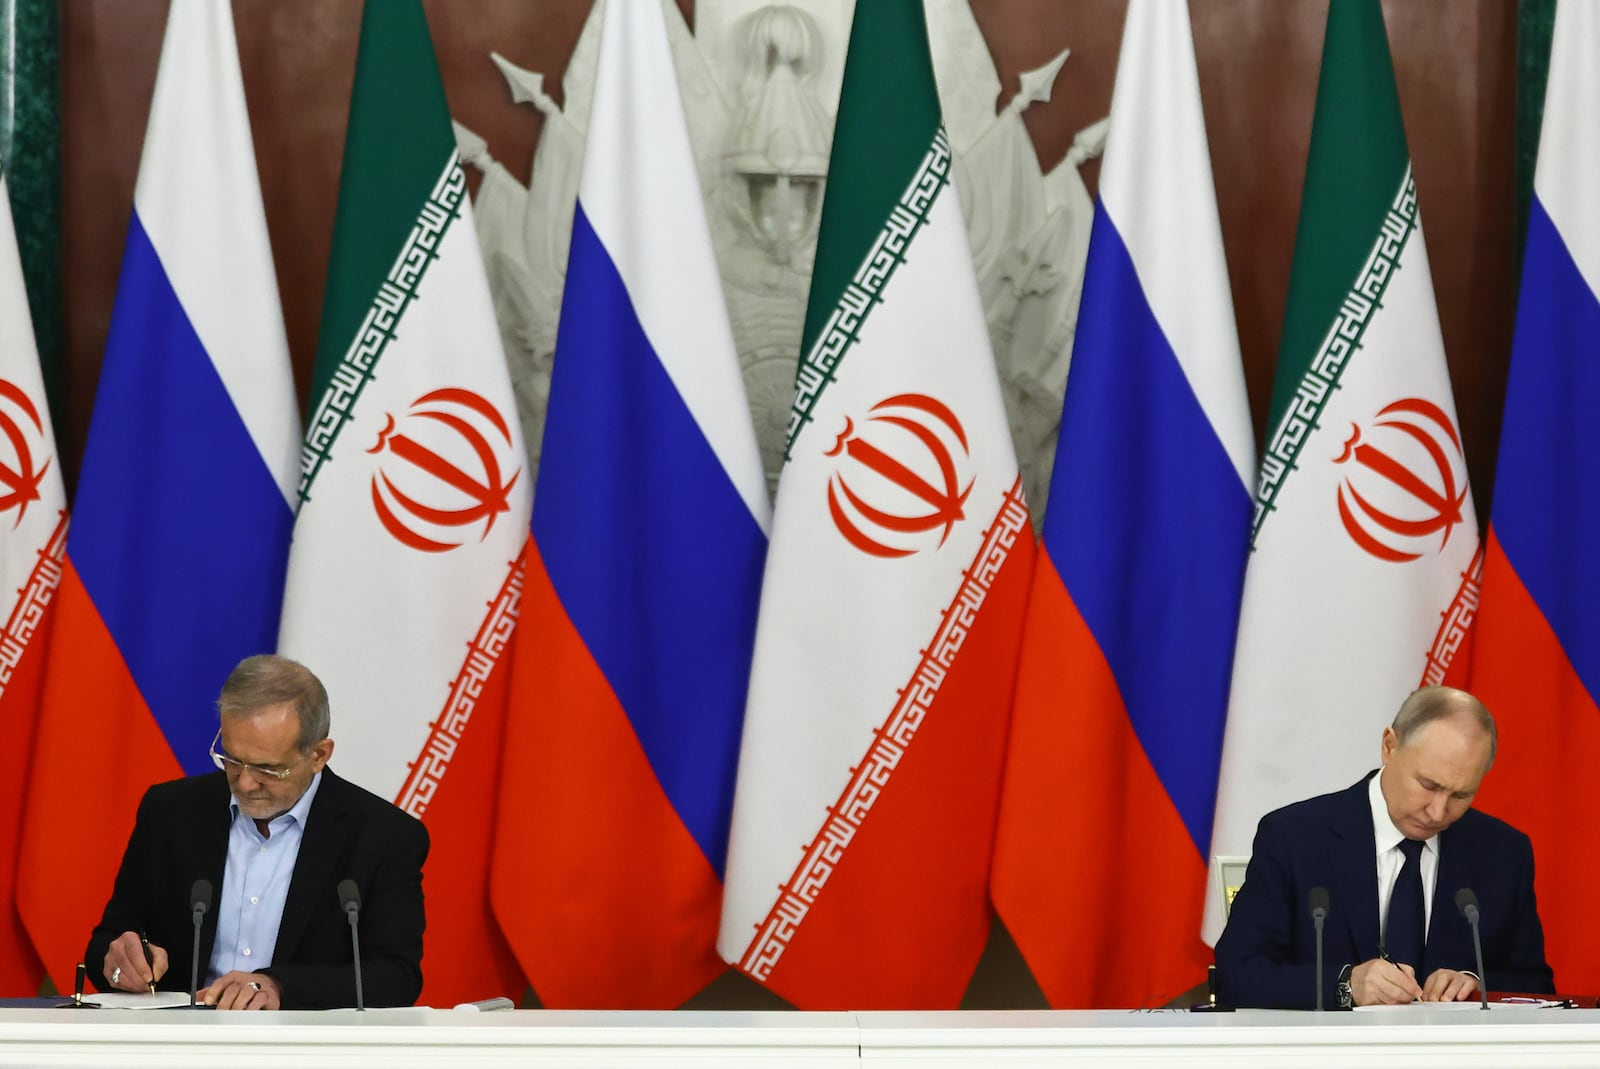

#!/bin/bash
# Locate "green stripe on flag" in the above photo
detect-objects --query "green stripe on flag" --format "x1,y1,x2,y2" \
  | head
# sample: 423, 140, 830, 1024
796, 1, 940, 377
298, 155, 465, 502
1253, 167, 1418, 542
785, 128, 951, 458
1265, 0, 1410, 441
311, 0, 455, 410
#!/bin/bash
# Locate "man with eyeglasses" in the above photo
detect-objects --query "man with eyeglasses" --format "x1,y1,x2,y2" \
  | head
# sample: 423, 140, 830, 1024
84, 654, 429, 1009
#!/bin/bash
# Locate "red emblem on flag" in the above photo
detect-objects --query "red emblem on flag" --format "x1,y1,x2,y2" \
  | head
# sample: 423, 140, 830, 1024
367, 387, 521, 553
0, 378, 51, 527
824, 393, 974, 559
1334, 398, 1467, 563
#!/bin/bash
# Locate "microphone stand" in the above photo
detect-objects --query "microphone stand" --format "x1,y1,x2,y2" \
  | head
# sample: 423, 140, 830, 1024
1309, 887, 1330, 1011
1314, 910, 1325, 1010
188, 879, 212, 1008
1468, 918, 1489, 1010
347, 908, 364, 1012
339, 880, 364, 1011
190, 909, 204, 1007
1460, 894, 1489, 1010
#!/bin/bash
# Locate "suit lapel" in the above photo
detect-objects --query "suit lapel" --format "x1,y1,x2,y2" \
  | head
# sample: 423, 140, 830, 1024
197, 774, 234, 969
1332, 776, 1381, 962
272, 769, 350, 961
1429, 822, 1470, 966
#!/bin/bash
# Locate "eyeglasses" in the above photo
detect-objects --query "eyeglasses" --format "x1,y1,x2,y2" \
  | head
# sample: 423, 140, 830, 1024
209, 729, 310, 782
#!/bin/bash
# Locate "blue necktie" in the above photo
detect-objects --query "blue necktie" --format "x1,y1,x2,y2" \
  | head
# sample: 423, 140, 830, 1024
1386, 838, 1427, 974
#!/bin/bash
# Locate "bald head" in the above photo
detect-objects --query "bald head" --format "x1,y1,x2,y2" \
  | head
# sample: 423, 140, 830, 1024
1390, 685, 1496, 770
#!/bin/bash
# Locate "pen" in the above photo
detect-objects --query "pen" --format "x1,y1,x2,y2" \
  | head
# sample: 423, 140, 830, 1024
1378, 945, 1423, 1003
138, 929, 156, 994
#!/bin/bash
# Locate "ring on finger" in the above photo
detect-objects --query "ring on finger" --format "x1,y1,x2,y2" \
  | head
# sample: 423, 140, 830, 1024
248, 981, 261, 991
110, 966, 121, 985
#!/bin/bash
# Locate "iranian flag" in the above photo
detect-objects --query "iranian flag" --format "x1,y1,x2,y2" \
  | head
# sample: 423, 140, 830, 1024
276, 2, 531, 1006
0, 175, 65, 995
717, 0, 1036, 1009
1205, 0, 1481, 943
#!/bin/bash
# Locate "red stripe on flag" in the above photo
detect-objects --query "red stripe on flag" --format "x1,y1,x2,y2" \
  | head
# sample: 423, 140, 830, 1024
1470, 530, 1600, 994
16, 558, 182, 992
402, 621, 527, 1008
491, 541, 724, 1008
992, 551, 1211, 1008
752, 537, 1035, 1009
0, 535, 60, 995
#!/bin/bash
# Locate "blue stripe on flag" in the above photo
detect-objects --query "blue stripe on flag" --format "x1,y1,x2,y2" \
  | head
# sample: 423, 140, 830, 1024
68, 212, 294, 772
1490, 195, 1600, 699
1043, 206, 1251, 855
533, 204, 767, 877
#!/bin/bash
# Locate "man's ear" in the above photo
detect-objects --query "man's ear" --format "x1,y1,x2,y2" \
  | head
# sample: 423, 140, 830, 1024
1379, 726, 1399, 764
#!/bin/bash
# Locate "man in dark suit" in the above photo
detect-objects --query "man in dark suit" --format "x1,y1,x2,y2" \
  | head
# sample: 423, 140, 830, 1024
1216, 685, 1553, 1009
87, 654, 428, 1009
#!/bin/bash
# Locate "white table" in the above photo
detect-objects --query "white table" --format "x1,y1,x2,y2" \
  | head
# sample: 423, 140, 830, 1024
2, 1006, 1599, 1067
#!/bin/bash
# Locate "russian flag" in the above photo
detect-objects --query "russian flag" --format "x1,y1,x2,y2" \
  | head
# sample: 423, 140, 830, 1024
1469, 0, 1600, 997
991, 0, 1254, 1008
489, 0, 769, 1008
15, 0, 299, 990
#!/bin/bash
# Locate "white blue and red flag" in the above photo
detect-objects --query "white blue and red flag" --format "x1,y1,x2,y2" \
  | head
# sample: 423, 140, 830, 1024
17, 0, 298, 989
490, 0, 769, 1008
1470, 0, 1600, 996
991, 0, 1254, 1008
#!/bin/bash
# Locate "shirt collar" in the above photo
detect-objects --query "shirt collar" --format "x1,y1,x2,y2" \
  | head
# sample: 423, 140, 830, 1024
1368, 767, 1438, 858
229, 769, 324, 832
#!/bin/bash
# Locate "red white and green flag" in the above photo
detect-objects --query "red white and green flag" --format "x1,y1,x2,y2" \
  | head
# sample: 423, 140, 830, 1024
0, 174, 66, 995
275, 2, 531, 1006
717, 0, 1036, 1009
1206, 0, 1480, 942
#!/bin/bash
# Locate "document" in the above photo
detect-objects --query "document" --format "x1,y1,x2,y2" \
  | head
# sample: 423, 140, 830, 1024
87, 991, 195, 1010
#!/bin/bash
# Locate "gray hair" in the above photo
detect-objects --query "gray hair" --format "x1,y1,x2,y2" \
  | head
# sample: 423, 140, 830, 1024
217, 654, 330, 751
1392, 685, 1496, 769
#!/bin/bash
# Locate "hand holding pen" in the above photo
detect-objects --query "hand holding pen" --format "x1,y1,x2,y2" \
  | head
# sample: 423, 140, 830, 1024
1348, 947, 1423, 1006
102, 930, 168, 993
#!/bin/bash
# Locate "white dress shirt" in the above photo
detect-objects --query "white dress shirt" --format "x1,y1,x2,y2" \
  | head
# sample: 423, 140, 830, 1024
1368, 771, 1438, 946
207, 772, 323, 983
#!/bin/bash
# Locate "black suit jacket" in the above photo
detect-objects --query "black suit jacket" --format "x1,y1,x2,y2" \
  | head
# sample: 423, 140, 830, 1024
1215, 774, 1554, 1008
86, 767, 428, 1008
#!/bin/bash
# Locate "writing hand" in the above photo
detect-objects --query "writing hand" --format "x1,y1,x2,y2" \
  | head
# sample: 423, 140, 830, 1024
102, 930, 169, 992
1350, 956, 1423, 1005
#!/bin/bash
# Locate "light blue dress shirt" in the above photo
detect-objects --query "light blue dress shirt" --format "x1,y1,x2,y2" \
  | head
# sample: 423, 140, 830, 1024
207, 772, 322, 984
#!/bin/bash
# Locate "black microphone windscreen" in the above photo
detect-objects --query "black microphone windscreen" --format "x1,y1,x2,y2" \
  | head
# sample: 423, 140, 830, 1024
1455, 887, 1480, 917
337, 879, 362, 912
190, 879, 213, 914
1308, 886, 1329, 917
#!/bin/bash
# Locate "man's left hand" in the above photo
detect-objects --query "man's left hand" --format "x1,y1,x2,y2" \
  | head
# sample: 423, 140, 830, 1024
1421, 968, 1479, 1002
198, 971, 281, 1010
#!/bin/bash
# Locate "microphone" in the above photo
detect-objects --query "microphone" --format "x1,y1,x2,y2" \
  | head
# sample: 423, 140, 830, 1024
188, 879, 212, 1007
1455, 888, 1489, 1010
1309, 886, 1330, 1011
338, 879, 364, 1011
